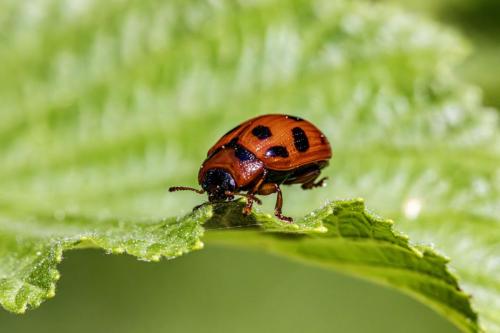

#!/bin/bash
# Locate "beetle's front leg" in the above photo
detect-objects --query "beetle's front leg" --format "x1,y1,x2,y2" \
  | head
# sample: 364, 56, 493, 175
242, 199, 253, 216
242, 170, 267, 215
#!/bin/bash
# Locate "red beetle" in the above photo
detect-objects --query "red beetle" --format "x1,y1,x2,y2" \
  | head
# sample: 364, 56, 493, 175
169, 114, 332, 222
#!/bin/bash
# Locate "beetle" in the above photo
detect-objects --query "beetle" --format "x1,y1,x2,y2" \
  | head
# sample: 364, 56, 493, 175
169, 114, 332, 222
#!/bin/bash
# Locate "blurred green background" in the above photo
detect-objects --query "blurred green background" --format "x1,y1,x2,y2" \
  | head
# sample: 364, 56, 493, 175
0, 247, 458, 333
382, 0, 500, 109
0, 0, 498, 332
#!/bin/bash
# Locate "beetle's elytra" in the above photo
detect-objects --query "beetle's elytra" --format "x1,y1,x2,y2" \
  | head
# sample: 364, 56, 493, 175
169, 114, 332, 222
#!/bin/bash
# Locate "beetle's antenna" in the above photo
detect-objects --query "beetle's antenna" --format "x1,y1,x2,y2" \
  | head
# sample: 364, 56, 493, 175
169, 186, 205, 194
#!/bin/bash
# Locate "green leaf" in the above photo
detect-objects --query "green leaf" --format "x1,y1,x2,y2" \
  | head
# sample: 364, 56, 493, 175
0, 0, 498, 332
0, 203, 209, 313
206, 200, 478, 333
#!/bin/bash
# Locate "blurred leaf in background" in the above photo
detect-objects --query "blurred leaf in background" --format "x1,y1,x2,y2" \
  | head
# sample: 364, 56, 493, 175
0, 0, 499, 332
0, 248, 462, 333
381, 0, 500, 109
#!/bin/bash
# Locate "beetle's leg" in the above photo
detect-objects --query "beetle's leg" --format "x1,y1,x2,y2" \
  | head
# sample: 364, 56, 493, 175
242, 170, 267, 215
256, 183, 278, 195
242, 198, 254, 216
247, 193, 262, 205
256, 183, 292, 222
169, 186, 205, 194
302, 176, 328, 190
282, 167, 326, 190
272, 184, 293, 223
225, 191, 262, 205
300, 173, 328, 190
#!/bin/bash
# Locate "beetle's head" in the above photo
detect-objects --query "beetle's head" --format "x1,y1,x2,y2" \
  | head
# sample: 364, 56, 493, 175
201, 168, 236, 202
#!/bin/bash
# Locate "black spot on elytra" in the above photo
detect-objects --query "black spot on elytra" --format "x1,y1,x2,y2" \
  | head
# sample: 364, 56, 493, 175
227, 137, 239, 148
224, 124, 241, 137
251, 125, 272, 140
292, 127, 309, 152
265, 146, 289, 158
234, 144, 255, 162
287, 115, 304, 121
